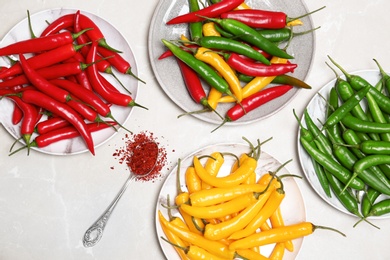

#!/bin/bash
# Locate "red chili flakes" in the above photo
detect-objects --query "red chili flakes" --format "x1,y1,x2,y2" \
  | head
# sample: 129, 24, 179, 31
112, 131, 168, 182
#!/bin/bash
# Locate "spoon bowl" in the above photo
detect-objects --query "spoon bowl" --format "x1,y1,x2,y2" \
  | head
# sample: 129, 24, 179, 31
82, 141, 159, 247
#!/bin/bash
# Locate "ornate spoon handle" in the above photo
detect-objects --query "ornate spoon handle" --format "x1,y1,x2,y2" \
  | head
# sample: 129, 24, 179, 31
83, 174, 136, 247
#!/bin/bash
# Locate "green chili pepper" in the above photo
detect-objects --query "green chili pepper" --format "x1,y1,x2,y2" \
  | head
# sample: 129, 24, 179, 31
341, 114, 390, 134
373, 59, 390, 94
361, 188, 381, 217
325, 87, 343, 144
324, 84, 371, 129
196, 36, 270, 64
206, 17, 294, 59
256, 26, 320, 43
304, 109, 333, 156
367, 198, 390, 217
161, 39, 233, 97
300, 136, 365, 191
328, 55, 390, 114
214, 23, 235, 38
188, 0, 203, 42
366, 92, 390, 141
238, 74, 312, 89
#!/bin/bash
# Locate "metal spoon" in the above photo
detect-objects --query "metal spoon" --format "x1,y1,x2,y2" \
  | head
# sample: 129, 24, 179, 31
82, 141, 159, 247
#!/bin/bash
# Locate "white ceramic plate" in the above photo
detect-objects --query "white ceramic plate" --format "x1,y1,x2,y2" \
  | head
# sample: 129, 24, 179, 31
155, 142, 306, 259
298, 69, 390, 218
0, 8, 139, 155
148, 0, 315, 125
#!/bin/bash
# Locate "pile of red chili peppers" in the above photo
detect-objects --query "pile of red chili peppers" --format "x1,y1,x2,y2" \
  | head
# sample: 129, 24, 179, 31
159, 0, 321, 129
0, 10, 145, 155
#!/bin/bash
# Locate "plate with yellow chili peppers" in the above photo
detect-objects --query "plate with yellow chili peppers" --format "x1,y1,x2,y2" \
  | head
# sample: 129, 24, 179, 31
155, 140, 307, 259
0, 9, 140, 155
149, 0, 317, 125
298, 61, 390, 222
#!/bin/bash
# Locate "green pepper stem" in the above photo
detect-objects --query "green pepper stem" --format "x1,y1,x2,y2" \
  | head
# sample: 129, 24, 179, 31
288, 6, 326, 23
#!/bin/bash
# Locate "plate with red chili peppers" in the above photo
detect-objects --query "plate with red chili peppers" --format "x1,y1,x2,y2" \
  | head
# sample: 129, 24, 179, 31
298, 62, 390, 222
155, 141, 306, 259
0, 9, 141, 155
149, 0, 317, 125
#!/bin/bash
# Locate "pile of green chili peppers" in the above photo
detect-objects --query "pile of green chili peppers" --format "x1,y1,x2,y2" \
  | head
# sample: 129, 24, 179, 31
299, 56, 390, 227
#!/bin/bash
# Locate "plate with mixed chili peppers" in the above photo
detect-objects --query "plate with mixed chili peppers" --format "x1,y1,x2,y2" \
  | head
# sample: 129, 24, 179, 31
0, 9, 141, 155
298, 60, 390, 223
156, 140, 307, 259
149, 0, 316, 126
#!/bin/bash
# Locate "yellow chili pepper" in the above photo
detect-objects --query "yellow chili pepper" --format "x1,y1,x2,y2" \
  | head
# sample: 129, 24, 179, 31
229, 187, 285, 240
193, 155, 257, 188
203, 190, 272, 241
159, 212, 191, 260
235, 249, 269, 260
180, 192, 257, 219
269, 243, 285, 260
202, 22, 221, 37
218, 56, 287, 103
176, 192, 204, 235
207, 87, 223, 110
187, 245, 227, 260
189, 183, 268, 207
180, 34, 191, 45
287, 19, 303, 27
270, 206, 294, 252
158, 210, 236, 259
185, 166, 202, 194
194, 47, 243, 102
229, 221, 342, 250
230, 153, 257, 184
202, 152, 225, 190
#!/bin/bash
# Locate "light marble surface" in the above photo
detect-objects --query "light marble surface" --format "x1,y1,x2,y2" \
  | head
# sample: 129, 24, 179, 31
0, 0, 389, 259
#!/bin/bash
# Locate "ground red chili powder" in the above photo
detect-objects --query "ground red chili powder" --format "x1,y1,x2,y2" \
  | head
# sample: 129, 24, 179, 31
112, 131, 168, 182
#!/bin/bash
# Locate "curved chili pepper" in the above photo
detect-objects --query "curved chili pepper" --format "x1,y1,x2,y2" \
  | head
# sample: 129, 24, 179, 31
202, 22, 221, 37
18, 54, 71, 103
270, 207, 294, 252
31, 121, 116, 149
214, 85, 293, 131
185, 166, 202, 194
0, 43, 85, 80
97, 46, 145, 83
226, 53, 297, 77
78, 13, 121, 53
203, 151, 225, 190
7, 96, 39, 144
194, 47, 242, 102
166, 0, 244, 24
20, 89, 95, 155
0, 30, 88, 56
86, 42, 142, 108
12, 102, 24, 125
207, 17, 293, 59
40, 13, 75, 36
67, 98, 100, 122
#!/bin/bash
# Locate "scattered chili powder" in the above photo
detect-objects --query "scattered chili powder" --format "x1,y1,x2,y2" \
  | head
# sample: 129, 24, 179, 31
113, 131, 168, 182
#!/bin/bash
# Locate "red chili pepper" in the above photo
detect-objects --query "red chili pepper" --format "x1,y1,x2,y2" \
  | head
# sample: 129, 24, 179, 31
86, 42, 143, 108
50, 78, 111, 117
19, 89, 95, 155
7, 96, 39, 144
0, 30, 87, 56
166, 0, 245, 24
18, 54, 71, 103
226, 53, 297, 77
66, 52, 93, 90
0, 43, 85, 80
220, 9, 287, 29
212, 85, 293, 132
12, 103, 24, 125
78, 13, 122, 53
35, 117, 71, 135
31, 121, 116, 149
40, 13, 75, 36
66, 98, 100, 122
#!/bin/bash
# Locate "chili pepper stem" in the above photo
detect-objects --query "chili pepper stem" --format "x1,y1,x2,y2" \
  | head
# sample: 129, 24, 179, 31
313, 224, 346, 237
126, 68, 146, 84
287, 6, 326, 23
98, 38, 123, 53
327, 55, 352, 81
27, 10, 37, 39
106, 113, 132, 134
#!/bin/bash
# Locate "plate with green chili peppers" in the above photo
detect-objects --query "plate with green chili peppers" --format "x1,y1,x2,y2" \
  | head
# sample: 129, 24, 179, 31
298, 68, 390, 221
0, 9, 139, 155
156, 141, 306, 259
149, 0, 316, 125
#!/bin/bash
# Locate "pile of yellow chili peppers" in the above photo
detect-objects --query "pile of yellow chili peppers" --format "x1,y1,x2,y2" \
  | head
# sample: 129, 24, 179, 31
158, 140, 343, 259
